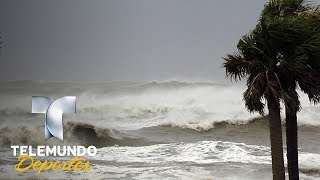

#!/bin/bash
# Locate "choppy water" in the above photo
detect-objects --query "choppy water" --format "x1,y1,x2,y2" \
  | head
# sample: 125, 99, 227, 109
0, 81, 320, 179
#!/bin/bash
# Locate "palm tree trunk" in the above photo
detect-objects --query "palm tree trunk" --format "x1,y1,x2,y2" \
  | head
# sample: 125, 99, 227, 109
286, 109, 299, 180
267, 97, 285, 180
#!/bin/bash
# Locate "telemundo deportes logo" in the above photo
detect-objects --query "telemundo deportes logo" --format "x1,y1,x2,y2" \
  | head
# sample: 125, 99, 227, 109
10, 96, 97, 174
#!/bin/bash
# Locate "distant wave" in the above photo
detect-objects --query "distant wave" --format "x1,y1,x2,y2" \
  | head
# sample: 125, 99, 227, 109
0, 122, 155, 148
157, 117, 261, 131
149, 116, 320, 132
77, 82, 320, 129
1, 81, 320, 131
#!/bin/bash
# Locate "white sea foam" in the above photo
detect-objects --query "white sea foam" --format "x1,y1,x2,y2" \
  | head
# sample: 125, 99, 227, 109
1, 140, 319, 179
74, 84, 258, 130
1, 81, 319, 130
94, 141, 270, 164
92, 141, 320, 171
74, 82, 320, 130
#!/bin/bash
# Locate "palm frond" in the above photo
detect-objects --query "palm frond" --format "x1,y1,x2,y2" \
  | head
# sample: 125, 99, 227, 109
223, 0, 320, 113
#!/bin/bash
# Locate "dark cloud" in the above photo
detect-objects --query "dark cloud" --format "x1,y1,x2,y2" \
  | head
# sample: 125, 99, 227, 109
2, 0, 316, 82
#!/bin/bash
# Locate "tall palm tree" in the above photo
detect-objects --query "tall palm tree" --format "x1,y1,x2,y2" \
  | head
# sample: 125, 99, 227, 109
223, 0, 320, 179
261, 1, 320, 179
224, 19, 286, 180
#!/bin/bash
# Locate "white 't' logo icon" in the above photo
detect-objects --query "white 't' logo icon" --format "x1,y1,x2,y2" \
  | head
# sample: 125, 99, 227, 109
32, 96, 76, 141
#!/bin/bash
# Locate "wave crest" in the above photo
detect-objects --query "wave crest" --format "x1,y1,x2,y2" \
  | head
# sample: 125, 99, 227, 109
0, 122, 154, 148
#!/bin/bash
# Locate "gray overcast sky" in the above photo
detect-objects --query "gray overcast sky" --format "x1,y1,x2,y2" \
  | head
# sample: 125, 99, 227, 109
1, 0, 319, 82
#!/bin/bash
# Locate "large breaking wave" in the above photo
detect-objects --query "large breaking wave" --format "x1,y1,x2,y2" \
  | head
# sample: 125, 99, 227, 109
1, 81, 320, 132
0, 122, 156, 148
76, 81, 320, 130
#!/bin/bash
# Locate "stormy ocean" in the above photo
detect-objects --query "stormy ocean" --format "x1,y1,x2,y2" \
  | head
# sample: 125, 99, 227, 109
0, 81, 320, 179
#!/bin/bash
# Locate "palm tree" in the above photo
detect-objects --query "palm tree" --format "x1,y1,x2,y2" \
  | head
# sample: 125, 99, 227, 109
223, 0, 320, 179
261, 1, 320, 179
223, 20, 286, 180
